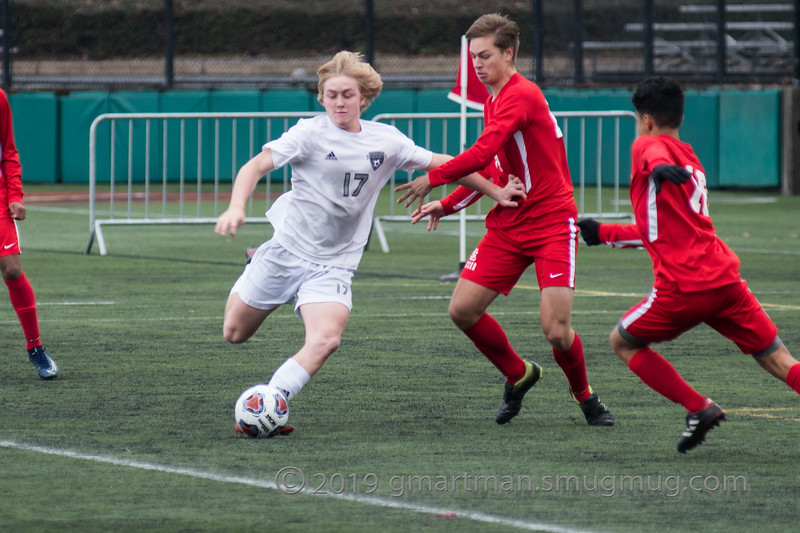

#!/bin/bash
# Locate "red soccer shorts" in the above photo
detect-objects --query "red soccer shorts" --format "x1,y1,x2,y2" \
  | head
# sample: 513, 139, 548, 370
619, 279, 779, 355
0, 216, 20, 257
459, 225, 578, 295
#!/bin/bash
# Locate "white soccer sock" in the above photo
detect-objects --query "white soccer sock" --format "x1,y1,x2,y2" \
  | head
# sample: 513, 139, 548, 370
268, 357, 311, 401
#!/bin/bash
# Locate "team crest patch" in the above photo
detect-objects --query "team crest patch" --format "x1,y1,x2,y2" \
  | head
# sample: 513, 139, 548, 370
369, 152, 385, 170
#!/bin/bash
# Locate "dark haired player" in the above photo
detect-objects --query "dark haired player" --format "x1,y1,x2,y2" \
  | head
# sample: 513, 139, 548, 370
577, 76, 800, 452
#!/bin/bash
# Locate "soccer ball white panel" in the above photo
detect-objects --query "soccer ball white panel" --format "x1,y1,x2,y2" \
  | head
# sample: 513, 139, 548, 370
234, 384, 290, 438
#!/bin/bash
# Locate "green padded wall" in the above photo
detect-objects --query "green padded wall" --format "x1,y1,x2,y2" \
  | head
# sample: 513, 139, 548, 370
718, 89, 781, 188
13, 87, 785, 189
60, 91, 111, 183
8, 92, 58, 184
682, 89, 721, 188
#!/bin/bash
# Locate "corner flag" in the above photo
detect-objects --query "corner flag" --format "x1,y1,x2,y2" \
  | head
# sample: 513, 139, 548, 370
447, 36, 489, 111
440, 36, 489, 282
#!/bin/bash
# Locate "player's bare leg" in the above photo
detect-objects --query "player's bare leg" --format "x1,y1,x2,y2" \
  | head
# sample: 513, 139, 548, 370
542, 287, 613, 425
449, 278, 541, 423
1, 254, 58, 379
611, 328, 723, 452
222, 292, 274, 344
448, 277, 498, 330
539, 286, 574, 351
294, 302, 350, 378
264, 302, 349, 411
754, 343, 799, 380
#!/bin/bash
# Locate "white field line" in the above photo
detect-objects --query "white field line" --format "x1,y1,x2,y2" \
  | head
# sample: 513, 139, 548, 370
3, 299, 797, 328
0, 440, 605, 533
38, 301, 116, 306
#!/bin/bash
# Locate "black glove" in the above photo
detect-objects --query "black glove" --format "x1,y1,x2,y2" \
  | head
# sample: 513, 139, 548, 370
651, 164, 691, 194
576, 218, 602, 246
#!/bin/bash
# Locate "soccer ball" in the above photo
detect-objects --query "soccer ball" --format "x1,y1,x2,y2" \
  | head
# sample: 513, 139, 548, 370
234, 384, 290, 438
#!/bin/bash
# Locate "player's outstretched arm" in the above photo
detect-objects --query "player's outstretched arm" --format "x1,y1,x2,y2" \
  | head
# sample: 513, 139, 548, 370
394, 174, 433, 210
457, 174, 525, 207
394, 152, 455, 210
410, 200, 445, 231
215, 149, 275, 238
577, 219, 643, 249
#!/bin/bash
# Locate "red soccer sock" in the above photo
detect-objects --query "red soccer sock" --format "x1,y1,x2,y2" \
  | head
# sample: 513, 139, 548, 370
786, 363, 800, 394
5, 273, 42, 350
463, 313, 526, 384
552, 332, 591, 403
628, 347, 705, 413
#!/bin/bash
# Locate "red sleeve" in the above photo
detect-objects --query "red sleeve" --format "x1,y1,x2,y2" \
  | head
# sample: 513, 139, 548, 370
440, 185, 483, 215
439, 161, 501, 215
0, 90, 23, 204
428, 85, 522, 187
598, 223, 644, 248
635, 136, 673, 180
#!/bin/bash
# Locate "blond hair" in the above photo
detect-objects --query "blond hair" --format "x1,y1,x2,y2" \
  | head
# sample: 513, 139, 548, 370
317, 51, 383, 112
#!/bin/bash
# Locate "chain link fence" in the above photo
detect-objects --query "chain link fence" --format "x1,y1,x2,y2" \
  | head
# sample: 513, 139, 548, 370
2, 0, 797, 90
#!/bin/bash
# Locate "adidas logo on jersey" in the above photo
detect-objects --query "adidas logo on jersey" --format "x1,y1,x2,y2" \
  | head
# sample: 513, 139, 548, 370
325, 151, 337, 160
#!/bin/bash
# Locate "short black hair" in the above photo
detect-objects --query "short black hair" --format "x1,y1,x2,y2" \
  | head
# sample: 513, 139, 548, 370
632, 76, 684, 129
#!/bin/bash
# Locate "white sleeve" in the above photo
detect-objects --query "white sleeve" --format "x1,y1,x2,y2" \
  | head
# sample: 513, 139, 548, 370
263, 119, 311, 169
392, 127, 433, 171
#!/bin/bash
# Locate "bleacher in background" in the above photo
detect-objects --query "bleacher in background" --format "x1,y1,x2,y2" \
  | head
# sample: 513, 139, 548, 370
1, 1, 796, 89
582, 2, 795, 83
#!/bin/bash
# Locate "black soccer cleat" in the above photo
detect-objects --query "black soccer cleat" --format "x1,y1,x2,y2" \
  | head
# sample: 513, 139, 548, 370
579, 392, 615, 426
496, 361, 542, 424
677, 398, 725, 453
28, 346, 58, 380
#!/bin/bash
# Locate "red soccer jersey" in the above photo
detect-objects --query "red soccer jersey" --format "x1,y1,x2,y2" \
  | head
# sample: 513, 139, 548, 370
431, 73, 576, 237
599, 134, 741, 292
0, 89, 23, 210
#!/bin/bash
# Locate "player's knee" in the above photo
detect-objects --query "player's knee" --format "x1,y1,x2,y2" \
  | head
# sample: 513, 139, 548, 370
222, 324, 250, 344
0, 263, 22, 281
545, 331, 570, 351
308, 334, 341, 358
609, 327, 621, 352
448, 302, 476, 330
542, 322, 571, 351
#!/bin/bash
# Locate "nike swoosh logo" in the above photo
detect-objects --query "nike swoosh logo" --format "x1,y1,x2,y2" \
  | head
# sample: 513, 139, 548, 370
3, 243, 14, 249
549, 273, 564, 279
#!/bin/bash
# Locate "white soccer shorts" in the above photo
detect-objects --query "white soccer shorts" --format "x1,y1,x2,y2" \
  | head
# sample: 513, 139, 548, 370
230, 239, 354, 316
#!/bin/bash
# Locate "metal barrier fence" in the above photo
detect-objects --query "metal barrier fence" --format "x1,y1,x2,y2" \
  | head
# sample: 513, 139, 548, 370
85, 111, 318, 255
85, 110, 635, 256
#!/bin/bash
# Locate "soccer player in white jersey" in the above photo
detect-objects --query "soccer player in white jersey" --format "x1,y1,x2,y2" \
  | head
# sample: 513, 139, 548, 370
214, 51, 525, 434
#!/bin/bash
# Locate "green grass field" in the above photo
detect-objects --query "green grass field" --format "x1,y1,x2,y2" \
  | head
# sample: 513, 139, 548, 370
1, 185, 799, 532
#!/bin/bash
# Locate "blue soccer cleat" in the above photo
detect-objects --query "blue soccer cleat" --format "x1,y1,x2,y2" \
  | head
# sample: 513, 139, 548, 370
28, 346, 59, 380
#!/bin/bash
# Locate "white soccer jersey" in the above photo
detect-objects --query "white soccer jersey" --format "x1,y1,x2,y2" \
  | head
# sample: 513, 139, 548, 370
263, 114, 432, 269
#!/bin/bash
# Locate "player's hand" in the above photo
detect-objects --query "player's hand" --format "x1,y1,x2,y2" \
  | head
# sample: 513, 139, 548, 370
651, 164, 691, 194
215, 206, 246, 238
394, 174, 433, 209
496, 175, 526, 207
410, 200, 445, 231
576, 218, 602, 246
8, 202, 26, 220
